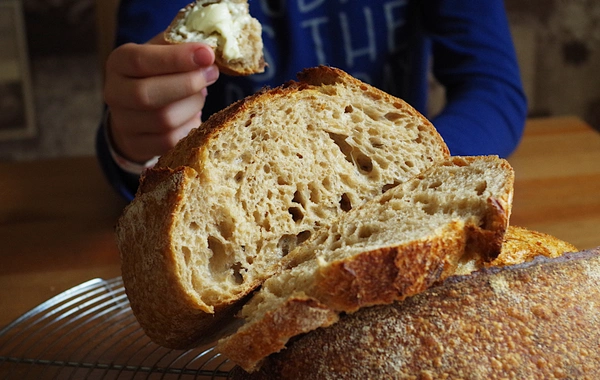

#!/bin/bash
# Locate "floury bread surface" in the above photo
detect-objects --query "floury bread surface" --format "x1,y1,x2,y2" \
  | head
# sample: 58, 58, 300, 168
216, 156, 515, 372
165, 0, 266, 75
233, 248, 599, 380
116, 66, 450, 349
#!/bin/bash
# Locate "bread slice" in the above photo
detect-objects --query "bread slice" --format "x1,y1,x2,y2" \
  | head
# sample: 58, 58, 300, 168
454, 225, 579, 275
165, 0, 266, 76
216, 155, 515, 372
117, 66, 450, 349
233, 247, 598, 380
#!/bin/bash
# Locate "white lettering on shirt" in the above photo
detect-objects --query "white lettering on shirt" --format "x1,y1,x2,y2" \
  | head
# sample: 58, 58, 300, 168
384, 0, 408, 53
339, 7, 376, 67
300, 17, 330, 65
298, 0, 326, 13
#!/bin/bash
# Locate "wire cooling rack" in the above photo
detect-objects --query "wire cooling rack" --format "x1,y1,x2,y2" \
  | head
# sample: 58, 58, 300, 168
0, 278, 234, 379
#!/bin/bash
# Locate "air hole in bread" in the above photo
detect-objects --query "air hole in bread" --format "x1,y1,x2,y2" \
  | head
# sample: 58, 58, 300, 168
369, 137, 383, 148
330, 233, 343, 250
230, 262, 245, 285
297, 230, 312, 246
340, 193, 352, 212
234, 171, 244, 182
208, 236, 228, 273
189, 222, 200, 230
405, 160, 415, 168
263, 164, 271, 174
356, 153, 373, 174
428, 180, 443, 190
366, 90, 382, 101
218, 220, 234, 240
476, 181, 488, 195
358, 224, 378, 239
328, 132, 373, 174
382, 182, 399, 193
293, 190, 307, 209
344, 105, 353, 113
277, 234, 296, 257
328, 132, 353, 163
288, 206, 304, 223
384, 112, 403, 122
364, 107, 382, 121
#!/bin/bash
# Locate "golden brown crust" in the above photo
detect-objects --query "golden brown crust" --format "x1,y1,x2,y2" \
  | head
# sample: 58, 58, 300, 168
216, 297, 339, 372
235, 248, 600, 379
313, 222, 467, 312
492, 225, 578, 266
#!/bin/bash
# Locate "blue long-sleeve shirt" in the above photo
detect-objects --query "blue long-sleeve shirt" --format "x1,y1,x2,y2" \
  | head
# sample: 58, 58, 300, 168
97, 0, 527, 200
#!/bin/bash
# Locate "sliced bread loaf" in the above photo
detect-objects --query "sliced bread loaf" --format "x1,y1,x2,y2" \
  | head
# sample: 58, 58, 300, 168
116, 66, 450, 349
165, 0, 266, 76
216, 155, 515, 372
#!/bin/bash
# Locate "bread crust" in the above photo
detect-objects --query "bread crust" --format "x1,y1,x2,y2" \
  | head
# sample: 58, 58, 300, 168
235, 248, 600, 379
118, 167, 249, 347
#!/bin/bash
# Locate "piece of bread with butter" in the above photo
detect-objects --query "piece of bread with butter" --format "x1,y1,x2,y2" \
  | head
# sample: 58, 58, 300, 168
165, 0, 266, 76
116, 66, 450, 349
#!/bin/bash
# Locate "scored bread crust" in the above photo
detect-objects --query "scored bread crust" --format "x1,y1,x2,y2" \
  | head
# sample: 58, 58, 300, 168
117, 66, 450, 349
234, 247, 600, 380
165, 0, 266, 76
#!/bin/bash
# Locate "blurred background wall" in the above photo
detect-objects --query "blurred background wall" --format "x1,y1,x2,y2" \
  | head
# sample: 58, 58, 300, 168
0, 0, 599, 161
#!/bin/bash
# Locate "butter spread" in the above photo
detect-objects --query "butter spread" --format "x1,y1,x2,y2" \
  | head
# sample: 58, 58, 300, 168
183, 2, 249, 61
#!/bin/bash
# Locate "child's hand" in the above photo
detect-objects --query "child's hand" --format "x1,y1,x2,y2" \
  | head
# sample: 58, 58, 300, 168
103, 33, 219, 163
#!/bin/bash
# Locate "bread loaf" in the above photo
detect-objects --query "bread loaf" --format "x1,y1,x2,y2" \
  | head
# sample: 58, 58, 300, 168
165, 0, 266, 76
234, 247, 600, 379
216, 155, 515, 372
116, 66, 450, 349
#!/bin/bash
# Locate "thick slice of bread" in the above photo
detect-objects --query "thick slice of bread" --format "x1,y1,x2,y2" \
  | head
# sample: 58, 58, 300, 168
454, 225, 579, 275
233, 247, 598, 380
165, 0, 266, 76
117, 66, 450, 349
216, 155, 515, 372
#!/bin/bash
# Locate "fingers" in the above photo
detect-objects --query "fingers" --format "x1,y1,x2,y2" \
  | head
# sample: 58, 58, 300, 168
111, 112, 202, 163
105, 64, 218, 110
107, 41, 216, 78
112, 91, 207, 135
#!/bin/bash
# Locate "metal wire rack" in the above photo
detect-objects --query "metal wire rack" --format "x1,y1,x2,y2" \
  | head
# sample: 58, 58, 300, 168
0, 278, 235, 379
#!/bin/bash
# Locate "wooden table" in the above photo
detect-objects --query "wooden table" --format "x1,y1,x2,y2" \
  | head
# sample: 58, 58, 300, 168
507, 116, 600, 250
0, 157, 127, 329
1, 116, 599, 330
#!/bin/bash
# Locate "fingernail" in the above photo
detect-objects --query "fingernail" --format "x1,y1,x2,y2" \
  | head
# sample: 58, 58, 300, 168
193, 47, 213, 66
202, 65, 219, 84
